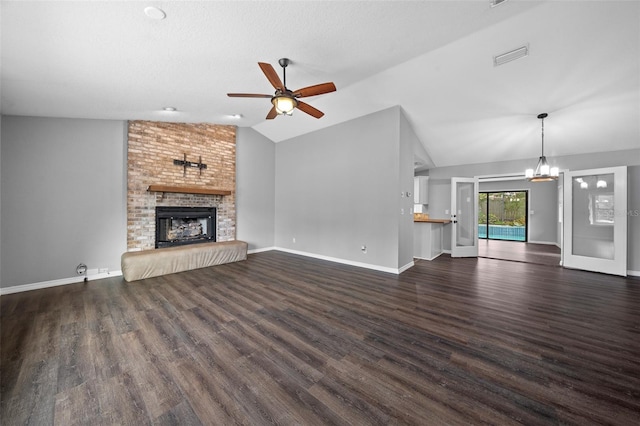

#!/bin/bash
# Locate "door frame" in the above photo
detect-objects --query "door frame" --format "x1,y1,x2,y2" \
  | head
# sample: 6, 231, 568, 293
476, 172, 564, 264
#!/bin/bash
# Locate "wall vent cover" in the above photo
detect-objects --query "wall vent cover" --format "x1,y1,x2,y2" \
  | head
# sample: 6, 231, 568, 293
493, 45, 529, 67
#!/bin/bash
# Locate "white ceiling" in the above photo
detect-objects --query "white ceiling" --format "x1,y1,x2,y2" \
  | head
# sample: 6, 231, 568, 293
2, 1, 639, 168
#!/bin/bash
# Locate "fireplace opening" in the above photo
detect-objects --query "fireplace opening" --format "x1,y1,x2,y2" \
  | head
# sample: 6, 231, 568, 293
155, 206, 216, 248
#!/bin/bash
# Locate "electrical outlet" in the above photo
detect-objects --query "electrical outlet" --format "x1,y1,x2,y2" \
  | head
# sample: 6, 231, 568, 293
361, 245, 367, 253
292, 237, 296, 243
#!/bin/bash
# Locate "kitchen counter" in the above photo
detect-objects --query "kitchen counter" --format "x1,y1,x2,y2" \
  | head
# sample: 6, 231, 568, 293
414, 218, 451, 224
414, 218, 449, 260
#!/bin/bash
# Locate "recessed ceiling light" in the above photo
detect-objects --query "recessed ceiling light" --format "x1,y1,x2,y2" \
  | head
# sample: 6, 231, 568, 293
144, 6, 166, 20
163, 107, 177, 112
229, 114, 243, 119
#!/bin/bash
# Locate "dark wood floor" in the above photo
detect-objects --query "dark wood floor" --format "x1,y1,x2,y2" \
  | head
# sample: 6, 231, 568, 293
479, 239, 562, 267
2, 251, 639, 425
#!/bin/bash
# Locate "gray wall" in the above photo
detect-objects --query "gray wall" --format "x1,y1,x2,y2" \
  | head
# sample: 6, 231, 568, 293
425, 148, 640, 272
236, 127, 275, 251
479, 179, 558, 244
398, 110, 417, 268
274, 107, 405, 270
1, 116, 127, 287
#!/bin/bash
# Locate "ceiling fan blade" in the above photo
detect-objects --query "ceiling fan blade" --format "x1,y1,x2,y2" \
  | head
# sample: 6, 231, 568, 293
227, 93, 272, 98
258, 62, 284, 91
266, 106, 278, 120
293, 82, 336, 98
296, 101, 324, 119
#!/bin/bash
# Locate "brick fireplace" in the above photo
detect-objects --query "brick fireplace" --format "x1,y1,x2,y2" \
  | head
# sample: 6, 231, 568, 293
127, 121, 236, 251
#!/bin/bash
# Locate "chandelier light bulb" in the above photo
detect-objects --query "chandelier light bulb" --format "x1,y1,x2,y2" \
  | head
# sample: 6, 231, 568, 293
540, 164, 550, 175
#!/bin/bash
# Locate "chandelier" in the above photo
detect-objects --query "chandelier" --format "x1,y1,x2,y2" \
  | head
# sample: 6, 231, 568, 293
525, 113, 558, 182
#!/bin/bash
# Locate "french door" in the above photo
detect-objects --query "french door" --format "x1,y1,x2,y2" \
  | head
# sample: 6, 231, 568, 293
563, 166, 627, 276
451, 177, 478, 257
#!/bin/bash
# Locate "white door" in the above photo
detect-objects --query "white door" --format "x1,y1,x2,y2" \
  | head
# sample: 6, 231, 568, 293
563, 166, 627, 276
451, 177, 479, 257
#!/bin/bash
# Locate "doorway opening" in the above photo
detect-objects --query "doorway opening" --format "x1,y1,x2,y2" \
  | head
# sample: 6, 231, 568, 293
473, 176, 562, 267
478, 191, 528, 242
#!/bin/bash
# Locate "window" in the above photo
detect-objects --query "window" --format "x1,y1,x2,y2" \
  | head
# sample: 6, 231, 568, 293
590, 193, 614, 225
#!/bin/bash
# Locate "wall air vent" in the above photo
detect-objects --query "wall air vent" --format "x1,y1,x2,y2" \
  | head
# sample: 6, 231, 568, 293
491, 0, 509, 7
493, 45, 529, 67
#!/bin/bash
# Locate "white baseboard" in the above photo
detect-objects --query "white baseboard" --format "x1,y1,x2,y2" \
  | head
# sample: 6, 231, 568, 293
274, 247, 408, 274
414, 252, 444, 261
528, 240, 559, 245
2, 255, 635, 295
398, 261, 414, 273
247, 246, 276, 254
0, 270, 123, 295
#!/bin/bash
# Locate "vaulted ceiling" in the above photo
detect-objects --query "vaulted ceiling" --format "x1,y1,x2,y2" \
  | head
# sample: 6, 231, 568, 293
2, 1, 638, 169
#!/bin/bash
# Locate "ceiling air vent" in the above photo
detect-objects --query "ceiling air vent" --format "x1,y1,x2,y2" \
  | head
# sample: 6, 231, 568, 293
490, 0, 509, 7
493, 45, 529, 67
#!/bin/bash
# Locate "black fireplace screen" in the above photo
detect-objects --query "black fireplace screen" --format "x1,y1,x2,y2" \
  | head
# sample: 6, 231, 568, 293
155, 206, 216, 248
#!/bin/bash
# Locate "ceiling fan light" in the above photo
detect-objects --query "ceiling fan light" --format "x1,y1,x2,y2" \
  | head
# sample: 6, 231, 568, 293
272, 96, 297, 114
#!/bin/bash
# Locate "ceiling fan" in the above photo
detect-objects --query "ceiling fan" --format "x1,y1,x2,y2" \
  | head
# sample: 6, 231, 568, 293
227, 58, 336, 120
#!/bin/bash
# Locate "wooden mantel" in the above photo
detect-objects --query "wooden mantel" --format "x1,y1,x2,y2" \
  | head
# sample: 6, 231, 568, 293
147, 185, 232, 196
